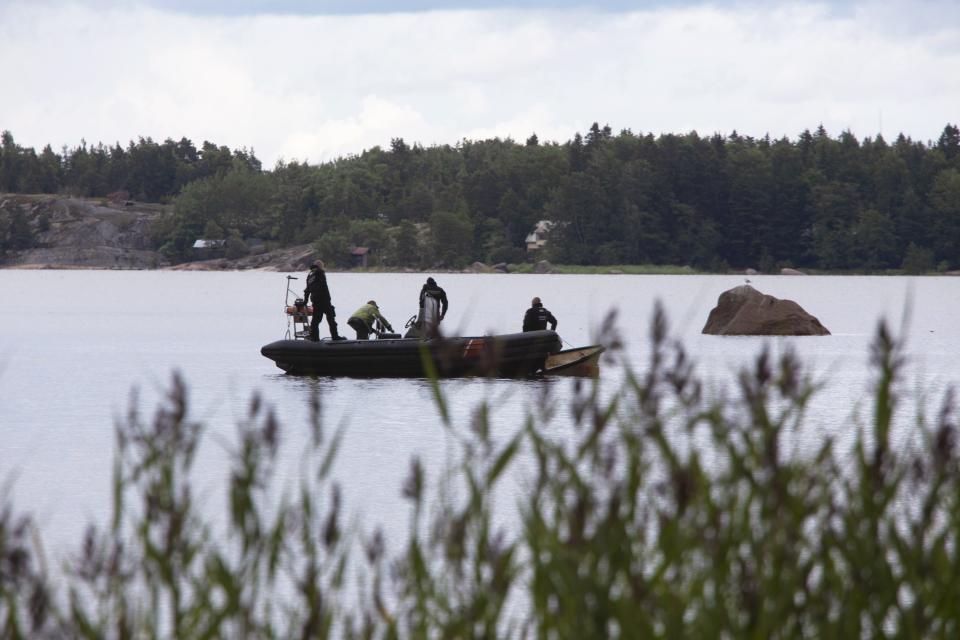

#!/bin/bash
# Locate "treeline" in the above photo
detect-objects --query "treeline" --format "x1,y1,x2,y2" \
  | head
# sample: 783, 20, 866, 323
0, 131, 261, 202
2, 124, 959, 270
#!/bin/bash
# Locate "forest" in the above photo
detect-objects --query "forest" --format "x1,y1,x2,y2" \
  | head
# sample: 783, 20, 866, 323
1, 122, 959, 271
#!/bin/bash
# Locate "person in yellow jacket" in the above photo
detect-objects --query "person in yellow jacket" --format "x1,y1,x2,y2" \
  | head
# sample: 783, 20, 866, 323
347, 300, 394, 340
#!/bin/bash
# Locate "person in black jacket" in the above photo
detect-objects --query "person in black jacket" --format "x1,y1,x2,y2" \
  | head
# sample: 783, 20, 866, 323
303, 260, 344, 341
419, 277, 448, 319
418, 277, 448, 337
523, 297, 557, 332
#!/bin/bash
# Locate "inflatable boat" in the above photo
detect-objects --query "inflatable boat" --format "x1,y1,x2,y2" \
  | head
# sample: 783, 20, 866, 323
260, 330, 562, 377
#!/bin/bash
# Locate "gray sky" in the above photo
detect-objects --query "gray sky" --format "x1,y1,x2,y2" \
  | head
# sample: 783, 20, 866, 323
1, 0, 958, 166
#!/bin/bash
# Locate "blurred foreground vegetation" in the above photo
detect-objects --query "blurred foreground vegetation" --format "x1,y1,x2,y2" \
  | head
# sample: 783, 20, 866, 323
3, 308, 960, 638
2, 123, 960, 271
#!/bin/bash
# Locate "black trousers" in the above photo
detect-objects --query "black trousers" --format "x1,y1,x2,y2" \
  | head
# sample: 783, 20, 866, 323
348, 317, 370, 340
310, 304, 339, 341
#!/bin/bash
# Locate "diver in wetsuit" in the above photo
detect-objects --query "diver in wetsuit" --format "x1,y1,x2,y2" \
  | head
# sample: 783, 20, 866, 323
303, 260, 343, 341
418, 277, 448, 338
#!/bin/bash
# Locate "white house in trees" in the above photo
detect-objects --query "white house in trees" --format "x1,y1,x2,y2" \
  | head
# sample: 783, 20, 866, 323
525, 220, 554, 252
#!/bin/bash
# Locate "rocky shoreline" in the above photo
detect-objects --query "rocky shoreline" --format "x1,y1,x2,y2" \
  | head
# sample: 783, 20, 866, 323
1, 194, 169, 270
0, 194, 325, 273
0, 194, 562, 274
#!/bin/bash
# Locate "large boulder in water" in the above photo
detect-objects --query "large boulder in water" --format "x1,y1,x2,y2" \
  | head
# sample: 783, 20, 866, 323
702, 285, 830, 336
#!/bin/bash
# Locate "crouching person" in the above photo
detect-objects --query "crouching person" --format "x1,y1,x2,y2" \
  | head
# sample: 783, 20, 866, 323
347, 301, 394, 340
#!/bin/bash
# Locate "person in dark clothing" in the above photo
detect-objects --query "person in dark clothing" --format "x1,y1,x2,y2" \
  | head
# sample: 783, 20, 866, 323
523, 297, 557, 332
419, 277, 448, 320
418, 277, 448, 337
303, 260, 343, 341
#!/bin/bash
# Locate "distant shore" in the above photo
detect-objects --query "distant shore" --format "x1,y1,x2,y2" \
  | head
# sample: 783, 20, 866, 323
3, 261, 958, 277
2, 194, 956, 276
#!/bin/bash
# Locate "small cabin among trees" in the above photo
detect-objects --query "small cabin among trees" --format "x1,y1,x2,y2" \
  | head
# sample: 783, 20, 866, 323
525, 220, 554, 252
192, 238, 225, 257
350, 246, 369, 268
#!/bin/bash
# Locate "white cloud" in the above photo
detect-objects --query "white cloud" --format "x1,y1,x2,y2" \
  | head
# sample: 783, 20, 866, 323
0, 1, 958, 166
277, 95, 428, 160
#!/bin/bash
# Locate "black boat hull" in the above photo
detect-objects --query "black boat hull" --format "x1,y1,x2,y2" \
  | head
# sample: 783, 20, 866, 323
260, 330, 562, 377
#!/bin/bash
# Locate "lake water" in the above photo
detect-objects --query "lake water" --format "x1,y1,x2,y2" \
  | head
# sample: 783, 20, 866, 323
2, 270, 959, 556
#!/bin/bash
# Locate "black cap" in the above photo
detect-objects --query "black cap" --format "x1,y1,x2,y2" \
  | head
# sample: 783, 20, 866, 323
426, 277, 436, 286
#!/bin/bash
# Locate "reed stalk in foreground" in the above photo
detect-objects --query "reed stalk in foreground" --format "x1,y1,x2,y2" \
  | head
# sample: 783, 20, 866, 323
2, 304, 960, 639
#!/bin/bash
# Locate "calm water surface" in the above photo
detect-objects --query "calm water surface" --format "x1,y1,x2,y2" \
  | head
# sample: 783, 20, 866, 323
2, 270, 958, 554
